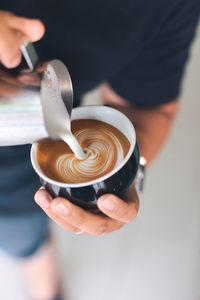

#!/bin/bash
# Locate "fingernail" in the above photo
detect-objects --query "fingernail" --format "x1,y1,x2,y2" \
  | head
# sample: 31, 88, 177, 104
38, 197, 50, 208
54, 203, 70, 215
101, 199, 115, 210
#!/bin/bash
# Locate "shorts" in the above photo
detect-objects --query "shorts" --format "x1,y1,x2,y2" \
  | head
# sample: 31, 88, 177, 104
0, 144, 49, 258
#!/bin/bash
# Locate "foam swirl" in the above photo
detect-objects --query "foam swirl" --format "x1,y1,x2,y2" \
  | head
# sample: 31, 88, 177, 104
37, 120, 130, 183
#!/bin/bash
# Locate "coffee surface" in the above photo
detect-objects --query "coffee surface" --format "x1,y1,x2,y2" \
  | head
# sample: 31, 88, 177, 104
37, 119, 130, 183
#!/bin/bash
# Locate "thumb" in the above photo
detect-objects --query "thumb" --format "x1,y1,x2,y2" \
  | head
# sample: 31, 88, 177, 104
97, 192, 139, 223
7, 15, 45, 42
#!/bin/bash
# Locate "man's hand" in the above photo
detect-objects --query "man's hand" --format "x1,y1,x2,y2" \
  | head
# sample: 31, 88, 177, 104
0, 10, 45, 68
34, 185, 139, 235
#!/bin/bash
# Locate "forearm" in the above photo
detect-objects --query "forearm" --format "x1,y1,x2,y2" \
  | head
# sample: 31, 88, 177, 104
101, 84, 179, 165
114, 104, 178, 164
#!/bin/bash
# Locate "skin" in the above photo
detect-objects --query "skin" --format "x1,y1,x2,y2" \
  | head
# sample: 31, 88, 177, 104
0, 11, 44, 68
0, 10, 179, 235
0, 11, 44, 96
34, 90, 179, 235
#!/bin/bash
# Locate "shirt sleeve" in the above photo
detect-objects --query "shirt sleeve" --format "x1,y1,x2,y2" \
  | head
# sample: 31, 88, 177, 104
108, 1, 200, 107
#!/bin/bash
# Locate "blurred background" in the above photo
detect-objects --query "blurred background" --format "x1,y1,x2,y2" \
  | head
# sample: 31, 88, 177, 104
0, 23, 200, 300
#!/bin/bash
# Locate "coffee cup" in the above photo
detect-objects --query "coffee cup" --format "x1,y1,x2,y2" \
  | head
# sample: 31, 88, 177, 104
31, 106, 140, 211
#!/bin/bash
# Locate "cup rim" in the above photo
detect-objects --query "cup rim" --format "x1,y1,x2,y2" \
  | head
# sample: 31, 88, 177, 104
31, 106, 136, 188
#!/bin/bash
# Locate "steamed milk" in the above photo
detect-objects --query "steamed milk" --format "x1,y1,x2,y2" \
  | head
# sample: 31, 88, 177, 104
37, 119, 130, 183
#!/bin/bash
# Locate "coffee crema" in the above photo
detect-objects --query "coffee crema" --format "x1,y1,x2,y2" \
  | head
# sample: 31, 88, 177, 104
37, 119, 130, 183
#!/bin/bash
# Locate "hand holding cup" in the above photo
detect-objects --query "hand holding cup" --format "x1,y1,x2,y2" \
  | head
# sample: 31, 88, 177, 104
34, 183, 139, 235
32, 106, 140, 235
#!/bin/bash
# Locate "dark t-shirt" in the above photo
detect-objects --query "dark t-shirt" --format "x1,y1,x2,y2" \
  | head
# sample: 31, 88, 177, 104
1, 0, 200, 106
0, 0, 199, 205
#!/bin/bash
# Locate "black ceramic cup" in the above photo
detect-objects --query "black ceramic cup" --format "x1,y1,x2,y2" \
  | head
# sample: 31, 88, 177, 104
31, 106, 140, 211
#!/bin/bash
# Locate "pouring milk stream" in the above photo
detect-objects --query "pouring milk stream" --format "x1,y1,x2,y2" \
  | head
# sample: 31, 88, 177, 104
40, 59, 86, 160
0, 43, 86, 160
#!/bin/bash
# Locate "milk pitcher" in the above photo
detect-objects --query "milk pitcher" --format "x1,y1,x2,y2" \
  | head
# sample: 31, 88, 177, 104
0, 83, 48, 146
0, 42, 49, 146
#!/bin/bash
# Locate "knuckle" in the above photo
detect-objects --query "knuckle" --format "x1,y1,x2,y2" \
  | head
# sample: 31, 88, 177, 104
51, 213, 61, 223
94, 220, 108, 236
75, 211, 85, 227
119, 206, 128, 220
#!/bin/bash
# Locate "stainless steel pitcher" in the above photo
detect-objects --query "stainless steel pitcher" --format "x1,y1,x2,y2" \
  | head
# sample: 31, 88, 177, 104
0, 43, 73, 147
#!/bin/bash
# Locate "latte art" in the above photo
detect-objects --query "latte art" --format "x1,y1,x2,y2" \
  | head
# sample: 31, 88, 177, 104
37, 119, 130, 183
55, 128, 124, 182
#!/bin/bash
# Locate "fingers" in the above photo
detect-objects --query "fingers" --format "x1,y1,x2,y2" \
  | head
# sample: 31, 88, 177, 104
0, 68, 39, 96
35, 188, 124, 236
34, 188, 82, 234
50, 198, 124, 235
3, 11, 45, 42
35, 187, 139, 236
0, 11, 45, 68
0, 69, 24, 87
0, 79, 20, 97
97, 191, 139, 223
0, 27, 22, 68
8, 17, 45, 42
17, 73, 41, 86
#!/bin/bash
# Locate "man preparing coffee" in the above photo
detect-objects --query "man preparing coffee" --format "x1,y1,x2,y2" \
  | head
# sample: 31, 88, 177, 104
0, 1, 200, 299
